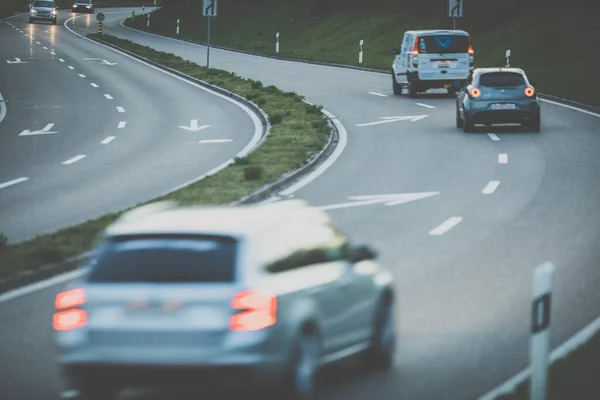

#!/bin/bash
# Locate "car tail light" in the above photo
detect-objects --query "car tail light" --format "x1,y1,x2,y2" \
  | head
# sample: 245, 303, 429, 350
230, 290, 277, 331
412, 37, 419, 68
470, 88, 481, 98
468, 39, 475, 68
53, 288, 87, 331
525, 87, 535, 97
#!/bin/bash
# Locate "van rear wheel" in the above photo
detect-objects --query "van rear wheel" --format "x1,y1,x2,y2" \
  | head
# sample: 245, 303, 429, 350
392, 73, 402, 96
407, 81, 417, 98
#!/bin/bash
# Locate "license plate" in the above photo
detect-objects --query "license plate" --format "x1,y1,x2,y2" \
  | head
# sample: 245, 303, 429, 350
491, 103, 516, 110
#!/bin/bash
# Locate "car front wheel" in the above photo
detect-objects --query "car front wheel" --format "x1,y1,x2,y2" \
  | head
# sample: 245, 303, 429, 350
360, 298, 396, 370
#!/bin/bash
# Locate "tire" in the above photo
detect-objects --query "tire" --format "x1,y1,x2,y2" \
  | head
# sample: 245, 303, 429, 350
360, 298, 396, 371
456, 108, 463, 129
407, 80, 417, 98
528, 113, 541, 132
463, 114, 474, 133
392, 73, 402, 96
270, 330, 320, 400
448, 87, 458, 97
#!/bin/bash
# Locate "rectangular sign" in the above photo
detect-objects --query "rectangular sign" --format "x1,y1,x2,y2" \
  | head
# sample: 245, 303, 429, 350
449, 0, 463, 18
203, 0, 217, 17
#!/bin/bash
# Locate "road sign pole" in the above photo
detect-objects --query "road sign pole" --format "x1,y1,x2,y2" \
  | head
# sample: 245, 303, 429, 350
529, 262, 555, 400
206, 15, 211, 69
453, 17, 456, 30
132, 10, 135, 21
276, 32, 280, 54
505, 49, 511, 67
359, 39, 364, 64
176, 18, 180, 35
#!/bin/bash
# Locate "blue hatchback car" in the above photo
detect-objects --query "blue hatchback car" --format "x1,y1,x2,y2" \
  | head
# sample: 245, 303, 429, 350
456, 67, 541, 133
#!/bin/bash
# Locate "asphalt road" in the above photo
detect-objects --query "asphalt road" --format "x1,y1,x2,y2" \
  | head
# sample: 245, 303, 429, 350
0, 10, 257, 244
1, 7, 600, 400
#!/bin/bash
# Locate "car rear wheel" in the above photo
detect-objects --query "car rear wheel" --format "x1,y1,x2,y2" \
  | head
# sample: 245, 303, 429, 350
456, 108, 463, 129
360, 298, 396, 370
463, 114, 474, 133
525, 113, 541, 132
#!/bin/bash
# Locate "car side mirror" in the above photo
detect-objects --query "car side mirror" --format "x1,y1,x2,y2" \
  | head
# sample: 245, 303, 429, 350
347, 244, 378, 262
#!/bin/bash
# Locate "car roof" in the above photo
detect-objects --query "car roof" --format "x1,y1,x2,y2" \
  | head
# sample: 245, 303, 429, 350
406, 30, 469, 36
474, 67, 525, 75
104, 200, 332, 239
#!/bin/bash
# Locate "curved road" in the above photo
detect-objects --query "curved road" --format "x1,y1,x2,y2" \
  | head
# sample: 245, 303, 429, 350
1, 7, 600, 400
0, 10, 258, 243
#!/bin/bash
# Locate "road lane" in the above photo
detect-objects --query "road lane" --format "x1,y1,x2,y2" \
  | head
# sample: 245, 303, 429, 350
1, 8, 599, 400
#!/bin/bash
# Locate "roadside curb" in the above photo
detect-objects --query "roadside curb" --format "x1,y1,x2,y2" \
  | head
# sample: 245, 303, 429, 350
0, 35, 339, 295
121, 18, 600, 115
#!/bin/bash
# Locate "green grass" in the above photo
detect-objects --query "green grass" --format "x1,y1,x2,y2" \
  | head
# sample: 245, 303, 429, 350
0, 34, 330, 281
495, 328, 600, 400
123, 0, 598, 108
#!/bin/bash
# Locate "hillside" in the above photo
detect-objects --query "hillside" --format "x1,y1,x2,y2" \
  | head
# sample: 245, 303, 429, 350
125, 0, 598, 108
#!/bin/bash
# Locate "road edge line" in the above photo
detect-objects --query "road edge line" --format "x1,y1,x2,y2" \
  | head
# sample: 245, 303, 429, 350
0, 90, 6, 124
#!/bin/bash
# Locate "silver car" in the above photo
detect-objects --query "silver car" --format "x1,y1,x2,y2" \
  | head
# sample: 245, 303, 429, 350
54, 200, 397, 400
29, 0, 58, 24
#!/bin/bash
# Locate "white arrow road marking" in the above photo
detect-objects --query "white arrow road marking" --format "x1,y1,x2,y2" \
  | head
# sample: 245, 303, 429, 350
62, 155, 86, 165
6, 58, 27, 64
19, 123, 58, 136
318, 192, 440, 211
198, 139, 232, 143
356, 115, 429, 127
0, 177, 29, 190
429, 217, 463, 236
179, 119, 210, 132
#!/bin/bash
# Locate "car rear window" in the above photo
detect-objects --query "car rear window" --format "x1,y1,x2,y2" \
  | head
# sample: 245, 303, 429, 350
88, 235, 237, 283
417, 35, 470, 54
479, 72, 526, 87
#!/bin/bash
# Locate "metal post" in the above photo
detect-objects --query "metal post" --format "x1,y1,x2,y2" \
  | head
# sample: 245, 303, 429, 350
276, 32, 280, 54
529, 262, 555, 400
206, 15, 211, 68
359, 39, 363, 64
132, 10, 135, 21
147, 13, 150, 28
505, 49, 511, 67
176, 18, 180, 35
453, 17, 456, 30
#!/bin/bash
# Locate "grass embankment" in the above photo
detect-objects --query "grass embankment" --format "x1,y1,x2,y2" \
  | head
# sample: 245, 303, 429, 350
124, 0, 598, 108
0, 34, 330, 281
496, 328, 600, 400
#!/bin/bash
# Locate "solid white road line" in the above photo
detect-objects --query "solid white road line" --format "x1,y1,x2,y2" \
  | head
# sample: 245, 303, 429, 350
487, 133, 501, 141
0, 269, 87, 303
429, 217, 463, 236
101, 136, 115, 144
68, 66, 74, 70
368, 92, 388, 97
416, 103, 436, 109
116, 106, 125, 113
0, 90, 7, 124
0, 177, 29, 190
62, 155, 86, 165
499, 153, 508, 164
90, 83, 98, 88
78, 74, 85, 78
482, 181, 500, 194
198, 139, 232, 143
59, 58, 65, 62
118, 121, 126, 128
104, 94, 113, 100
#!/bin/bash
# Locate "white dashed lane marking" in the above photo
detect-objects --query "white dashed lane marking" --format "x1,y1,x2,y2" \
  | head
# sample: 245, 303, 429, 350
62, 155, 86, 165
0, 177, 29, 190
429, 217, 463, 236
104, 94, 113, 100
78, 74, 86, 78
482, 181, 500, 194
90, 83, 98, 88
416, 103, 436, 109
101, 136, 115, 144
117, 107, 125, 113
499, 153, 508, 164
118, 121, 126, 128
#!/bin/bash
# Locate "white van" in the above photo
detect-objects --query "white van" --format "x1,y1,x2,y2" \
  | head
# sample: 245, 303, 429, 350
392, 30, 474, 98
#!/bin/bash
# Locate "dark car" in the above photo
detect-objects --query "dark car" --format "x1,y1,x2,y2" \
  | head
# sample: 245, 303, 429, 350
456, 67, 541, 133
72, 0, 94, 13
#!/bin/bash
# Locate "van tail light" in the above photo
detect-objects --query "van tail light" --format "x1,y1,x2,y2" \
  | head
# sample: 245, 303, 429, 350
412, 37, 419, 68
525, 87, 535, 97
53, 288, 87, 331
230, 290, 277, 331
470, 88, 481, 98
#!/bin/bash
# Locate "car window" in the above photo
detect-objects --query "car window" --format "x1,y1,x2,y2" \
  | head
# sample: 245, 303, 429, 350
479, 72, 526, 87
416, 35, 470, 54
33, 1, 55, 7
87, 235, 238, 283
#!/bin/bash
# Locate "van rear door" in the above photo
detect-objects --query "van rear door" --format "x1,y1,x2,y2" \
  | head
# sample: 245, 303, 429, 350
416, 34, 472, 82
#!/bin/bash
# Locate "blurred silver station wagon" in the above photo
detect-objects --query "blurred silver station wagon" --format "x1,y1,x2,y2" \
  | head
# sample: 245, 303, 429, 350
54, 200, 397, 400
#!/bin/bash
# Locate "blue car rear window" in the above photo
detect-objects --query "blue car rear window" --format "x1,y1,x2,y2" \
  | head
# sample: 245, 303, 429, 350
479, 73, 526, 87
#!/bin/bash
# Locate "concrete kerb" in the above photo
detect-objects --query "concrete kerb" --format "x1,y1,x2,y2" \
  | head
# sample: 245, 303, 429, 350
120, 18, 600, 115
0, 36, 340, 295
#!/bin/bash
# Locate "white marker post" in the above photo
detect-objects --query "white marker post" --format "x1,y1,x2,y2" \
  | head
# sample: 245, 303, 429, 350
176, 18, 180, 35
359, 39, 364, 64
276, 32, 280, 55
530, 262, 555, 400
147, 13, 150, 27
505, 49, 511, 67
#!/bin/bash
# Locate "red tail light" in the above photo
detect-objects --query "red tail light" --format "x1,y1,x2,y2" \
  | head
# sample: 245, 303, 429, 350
53, 288, 87, 331
468, 39, 475, 68
412, 37, 419, 67
525, 87, 535, 97
470, 88, 481, 98
230, 290, 277, 331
